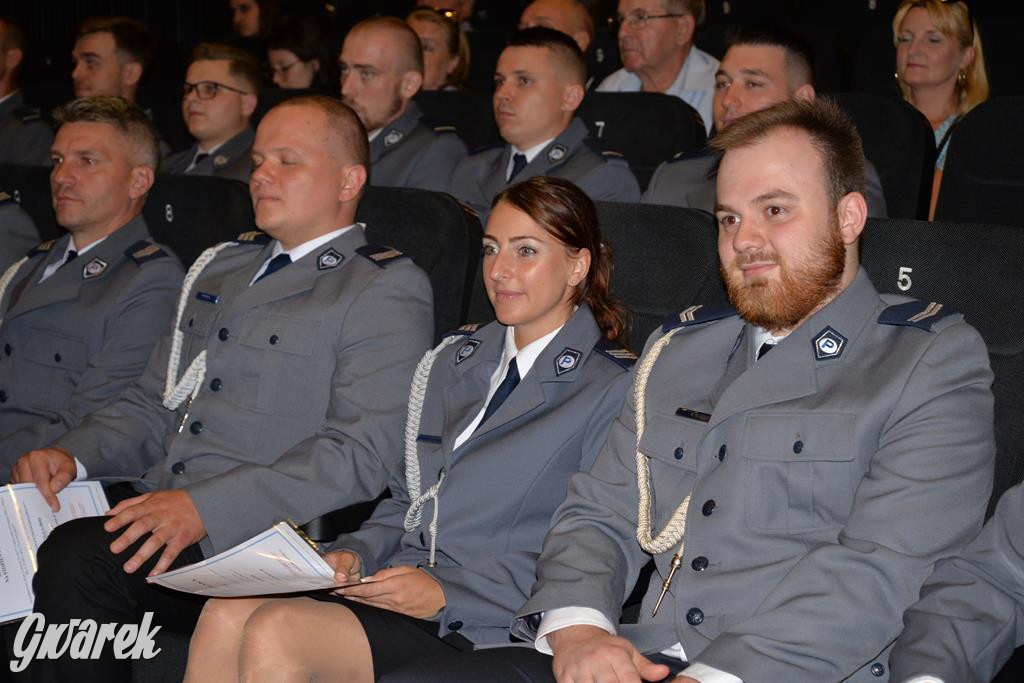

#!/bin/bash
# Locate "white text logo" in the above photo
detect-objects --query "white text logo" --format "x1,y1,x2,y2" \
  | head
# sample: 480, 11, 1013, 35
9, 612, 162, 672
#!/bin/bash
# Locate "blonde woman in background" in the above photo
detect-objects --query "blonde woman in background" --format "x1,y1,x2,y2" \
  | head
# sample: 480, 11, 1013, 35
407, 7, 470, 90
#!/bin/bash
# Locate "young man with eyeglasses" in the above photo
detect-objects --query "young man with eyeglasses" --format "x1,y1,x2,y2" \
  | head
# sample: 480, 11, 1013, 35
597, 0, 718, 135
160, 43, 259, 183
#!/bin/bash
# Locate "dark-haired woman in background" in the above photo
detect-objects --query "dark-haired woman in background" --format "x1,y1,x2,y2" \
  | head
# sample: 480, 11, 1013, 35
407, 7, 470, 90
182, 176, 635, 682
267, 16, 336, 92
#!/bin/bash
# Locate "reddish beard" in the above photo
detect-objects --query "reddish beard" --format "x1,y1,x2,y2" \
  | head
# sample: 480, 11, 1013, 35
720, 219, 847, 332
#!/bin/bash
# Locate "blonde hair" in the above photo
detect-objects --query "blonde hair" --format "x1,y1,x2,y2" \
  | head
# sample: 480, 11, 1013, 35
892, 0, 989, 115
406, 8, 470, 88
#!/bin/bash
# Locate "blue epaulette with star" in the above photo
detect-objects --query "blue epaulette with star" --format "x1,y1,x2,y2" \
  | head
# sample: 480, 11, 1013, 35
234, 230, 271, 245
878, 300, 958, 331
594, 336, 637, 369
356, 244, 409, 268
662, 303, 738, 332
125, 240, 170, 266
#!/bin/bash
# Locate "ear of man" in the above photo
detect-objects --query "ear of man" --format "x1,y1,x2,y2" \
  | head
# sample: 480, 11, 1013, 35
836, 191, 868, 246
128, 164, 156, 200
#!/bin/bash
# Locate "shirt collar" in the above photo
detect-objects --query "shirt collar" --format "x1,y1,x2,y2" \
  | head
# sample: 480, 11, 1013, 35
268, 223, 361, 262
512, 136, 557, 164
500, 321, 565, 380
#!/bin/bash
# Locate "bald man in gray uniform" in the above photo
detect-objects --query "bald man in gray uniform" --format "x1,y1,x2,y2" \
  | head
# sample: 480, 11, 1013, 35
0, 191, 39, 271
13, 96, 433, 681
449, 28, 639, 223
0, 97, 182, 471
340, 17, 466, 193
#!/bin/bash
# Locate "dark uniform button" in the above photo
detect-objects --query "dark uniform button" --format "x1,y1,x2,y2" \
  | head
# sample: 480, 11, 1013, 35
49, 417, 61, 425
187, 317, 194, 328
793, 440, 804, 454
870, 663, 885, 677
673, 447, 685, 460
718, 444, 727, 461
269, 334, 279, 345
189, 421, 203, 435
218, 327, 230, 341
691, 556, 708, 571
447, 620, 463, 631
702, 500, 716, 516
685, 608, 704, 626
171, 462, 186, 475
3, 343, 11, 356
0, 390, 7, 403
210, 378, 223, 391
53, 353, 62, 363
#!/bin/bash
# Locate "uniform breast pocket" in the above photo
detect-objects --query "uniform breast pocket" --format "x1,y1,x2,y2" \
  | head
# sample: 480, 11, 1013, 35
740, 411, 857, 533
639, 412, 702, 522
236, 311, 319, 415
178, 304, 216, 359
23, 328, 90, 410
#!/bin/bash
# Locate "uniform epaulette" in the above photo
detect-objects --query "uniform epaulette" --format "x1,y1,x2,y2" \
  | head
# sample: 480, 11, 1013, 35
0, 190, 13, 204
470, 141, 504, 155
433, 124, 458, 135
444, 322, 483, 337
356, 244, 409, 267
27, 239, 57, 257
125, 240, 169, 266
594, 336, 637, 368
668, 148, 714, 163
234, 230, 271, 245
878, 300, 958, 332
13, 106, 42, 125
662, 303, 738, 332
600, 149, 626, 158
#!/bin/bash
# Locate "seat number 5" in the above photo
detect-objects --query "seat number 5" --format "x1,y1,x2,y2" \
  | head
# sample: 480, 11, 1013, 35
897, 266, 912, 291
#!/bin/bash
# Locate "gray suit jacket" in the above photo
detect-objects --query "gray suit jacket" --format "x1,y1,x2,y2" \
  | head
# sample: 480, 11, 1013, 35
0, 193, 40, 271
0, 216, 183, 470
53, 226, 434, 554
159, 127, 255, 183
330, 305, 633, 645
0, 91, 53, 166
370, 101, 467, 193
449, 117, 641, 224
513, 269, 995, 682
889, 481, 1024, 683
643, 152, 890, 218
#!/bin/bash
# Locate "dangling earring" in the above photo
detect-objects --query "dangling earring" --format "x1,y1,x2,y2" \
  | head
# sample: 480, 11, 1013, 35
894, 71, 901, 82
957, 70, 967, 88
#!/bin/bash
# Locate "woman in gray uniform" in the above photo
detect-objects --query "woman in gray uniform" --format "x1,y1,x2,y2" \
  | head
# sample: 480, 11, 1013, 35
183, 176, 636, 681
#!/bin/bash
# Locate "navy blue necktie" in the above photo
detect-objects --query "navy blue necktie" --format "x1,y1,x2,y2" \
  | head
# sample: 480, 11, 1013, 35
254, 253, 291, 283
757, 341, 775, 360
508, 153, 528, 181
59, 249, 78, 269
479, 357, 520, 427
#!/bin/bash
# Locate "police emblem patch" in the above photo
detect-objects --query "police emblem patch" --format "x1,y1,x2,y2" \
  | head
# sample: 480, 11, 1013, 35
547, 144, 567, 163
384, 129, 404, 147
456, 339, 480, 364
317, 248, 344, 270
82, 258, 108, 279
554, 348, 581, 375
812, 326, 847, 361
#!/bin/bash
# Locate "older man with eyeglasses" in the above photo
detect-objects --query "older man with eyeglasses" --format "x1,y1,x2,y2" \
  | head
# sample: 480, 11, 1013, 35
160, 43, 259, 183
597, 0, 718, 134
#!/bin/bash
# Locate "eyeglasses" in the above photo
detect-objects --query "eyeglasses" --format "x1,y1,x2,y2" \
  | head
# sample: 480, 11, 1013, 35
270, 61, 300, 77
608, 10, 684, 31
183, 80, 249, 99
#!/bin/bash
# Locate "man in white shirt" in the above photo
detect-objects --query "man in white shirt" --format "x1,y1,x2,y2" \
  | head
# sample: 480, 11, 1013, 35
597, 0, 718, 134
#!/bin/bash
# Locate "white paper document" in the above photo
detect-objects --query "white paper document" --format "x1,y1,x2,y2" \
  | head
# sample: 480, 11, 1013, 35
147, 522, 341, 597
0, 482, 110, 623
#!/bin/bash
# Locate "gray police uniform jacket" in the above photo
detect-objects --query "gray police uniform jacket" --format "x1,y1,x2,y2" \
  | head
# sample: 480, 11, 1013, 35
513, 269, 995, 682
643, 152, 890, 218
369, 101, 467, 193
52, 226, 434, 554
0, 192, 39, 271
329, 305, 633, 645
0, 216, 183, 470
159, 127, 254, 183
889, 479, 1024, 683
449, 117, 641, 223
0, 91, 53, 166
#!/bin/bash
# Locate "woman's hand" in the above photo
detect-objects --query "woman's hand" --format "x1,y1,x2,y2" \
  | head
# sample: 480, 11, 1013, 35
339, 566, 446, 619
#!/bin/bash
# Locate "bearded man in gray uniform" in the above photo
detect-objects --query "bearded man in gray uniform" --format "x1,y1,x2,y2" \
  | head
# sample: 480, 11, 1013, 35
340, 16, 466, 193
0, 96, 182, 471
449, 28, 640, 224
390, 99, 996, 683
11, 95, 433, 681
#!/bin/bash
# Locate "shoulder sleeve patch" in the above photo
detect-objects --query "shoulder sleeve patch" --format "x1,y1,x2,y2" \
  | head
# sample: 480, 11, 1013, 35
28, 239, 56, 257
234, 230, 271, 245
594, 336, 637, 368
878, 300, 959, 331
124, 240, 169, 266
662, 303, 738, 332
356, 244, 409, 268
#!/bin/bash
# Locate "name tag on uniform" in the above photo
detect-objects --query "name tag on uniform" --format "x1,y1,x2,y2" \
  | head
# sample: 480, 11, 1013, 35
196, 291, 220, 304
675, 407, 711, 422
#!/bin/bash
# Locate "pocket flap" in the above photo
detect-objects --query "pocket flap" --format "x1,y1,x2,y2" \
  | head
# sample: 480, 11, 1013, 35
24, 328, 89, 371
638, 411, 704, 470
237, 311, 318, 356
741, 411, 854, 461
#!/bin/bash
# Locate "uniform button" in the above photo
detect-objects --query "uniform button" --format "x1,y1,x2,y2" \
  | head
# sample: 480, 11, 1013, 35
187, 317, 194, 328
189, 421, 203, 435
49, 417, 61, 424
691, 556, 708, 571
171, 462, 186, 475
218, 327, 230, 341
702, 500, 716, 516
53, 353, 62, 363
447, 620, 463, 631
685, 608, 704, 626
3, 343, 11, 356
718, 444, 727, 461
793, 440, 804, 454
210, 378, 222, 391
673, 447, 685, 460
269, 334, 279, 345
0, 390, 7, 403
870, 663, 885, 677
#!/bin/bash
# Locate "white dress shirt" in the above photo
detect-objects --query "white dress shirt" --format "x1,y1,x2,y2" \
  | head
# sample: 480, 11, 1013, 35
505, 136, 557, 181
39, 235, 108, 283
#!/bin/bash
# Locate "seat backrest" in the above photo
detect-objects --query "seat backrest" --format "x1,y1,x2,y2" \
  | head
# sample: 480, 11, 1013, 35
0, 163, 60, 240
827, 92, 936, 220
860, 216, 1024, 516
413, 89, 502, 152
934, 97, 1024, 228
357, 186, 482, 340
576, 92, 708, 191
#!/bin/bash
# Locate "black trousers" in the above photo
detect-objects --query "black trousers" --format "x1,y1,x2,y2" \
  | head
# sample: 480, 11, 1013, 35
24, 504, 206, 683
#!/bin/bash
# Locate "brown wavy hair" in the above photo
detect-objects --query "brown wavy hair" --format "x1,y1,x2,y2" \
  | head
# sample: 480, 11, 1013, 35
492, 176, 629, 345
